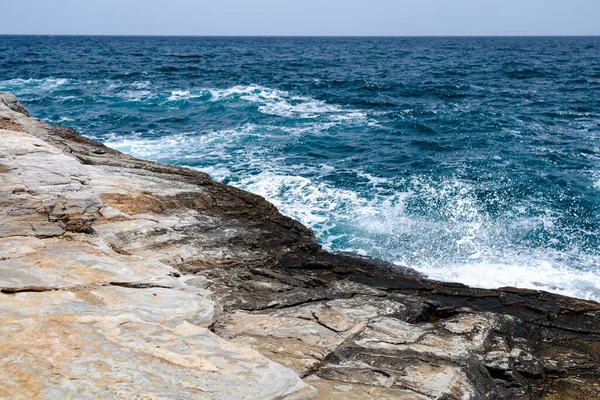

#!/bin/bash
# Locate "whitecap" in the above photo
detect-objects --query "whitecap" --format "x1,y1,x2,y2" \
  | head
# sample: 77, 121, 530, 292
357, 171, 390, 186
0, 77, 71, 93
168, 90, 191, 101
416, 260, 600, 302
207, 84, 354, 119
122, 90, 154, 102
131, 81, 152, 89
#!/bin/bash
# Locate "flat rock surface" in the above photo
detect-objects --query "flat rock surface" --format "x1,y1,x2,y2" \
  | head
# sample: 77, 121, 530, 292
0, 93, 314, 400
1, 92, 600, 399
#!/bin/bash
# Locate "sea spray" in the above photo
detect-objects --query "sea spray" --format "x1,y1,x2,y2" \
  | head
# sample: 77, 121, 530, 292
2, 35, 600, 300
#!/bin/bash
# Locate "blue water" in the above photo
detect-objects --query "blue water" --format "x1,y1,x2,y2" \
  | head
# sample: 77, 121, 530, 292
2, 36, 600, 300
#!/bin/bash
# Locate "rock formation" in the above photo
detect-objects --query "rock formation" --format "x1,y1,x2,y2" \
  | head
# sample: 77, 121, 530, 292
1, 92, 599, 399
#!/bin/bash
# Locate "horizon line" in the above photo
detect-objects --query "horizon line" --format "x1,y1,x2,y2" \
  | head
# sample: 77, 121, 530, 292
1, 34, 599, 38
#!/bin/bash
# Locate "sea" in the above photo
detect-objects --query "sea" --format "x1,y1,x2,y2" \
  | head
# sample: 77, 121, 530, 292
2, 36, 600, 300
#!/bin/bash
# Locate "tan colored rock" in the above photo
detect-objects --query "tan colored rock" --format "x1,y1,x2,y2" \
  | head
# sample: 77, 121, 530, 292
313, 307, 356, 332
304, 376, 429, 400
216, 311, 344, 376
0, 317, 315, 400
0, 94, 315, 399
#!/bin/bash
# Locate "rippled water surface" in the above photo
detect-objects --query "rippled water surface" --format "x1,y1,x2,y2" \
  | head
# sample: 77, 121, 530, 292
2, 36, 600, 299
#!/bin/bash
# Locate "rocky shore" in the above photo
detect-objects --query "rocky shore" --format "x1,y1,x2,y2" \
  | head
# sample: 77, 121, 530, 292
1, 92, 600, 399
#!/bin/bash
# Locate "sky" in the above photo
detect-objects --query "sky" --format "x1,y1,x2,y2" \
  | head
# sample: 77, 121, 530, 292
2, 0, 600, 36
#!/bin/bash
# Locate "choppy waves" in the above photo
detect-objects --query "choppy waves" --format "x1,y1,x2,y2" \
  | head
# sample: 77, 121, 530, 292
0, 78, 366, 120
3, 36, 600, 301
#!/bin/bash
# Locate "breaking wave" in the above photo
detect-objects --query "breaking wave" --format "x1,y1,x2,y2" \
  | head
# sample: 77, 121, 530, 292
3, 36, 600, 301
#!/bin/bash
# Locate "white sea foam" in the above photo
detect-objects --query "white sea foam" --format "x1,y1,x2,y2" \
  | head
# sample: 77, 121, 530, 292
233, 170, 600, 301
357, 171, 391, 186
417, 261, 600, 301
593, 170, 600, 190
131, 81, 152, 89
94, 80, 158, 102
122, 90, 154, 101
104, 124, 264, 165
164, 85, 349, 118
236, 170, 360, 237
0, 77, 71, 93
207, 85, 354, 118
167, 89, 211, 101
168, 90, 191, 101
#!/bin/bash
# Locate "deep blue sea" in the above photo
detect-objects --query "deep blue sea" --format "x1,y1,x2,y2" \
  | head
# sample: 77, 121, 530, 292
2, 36, 600, 300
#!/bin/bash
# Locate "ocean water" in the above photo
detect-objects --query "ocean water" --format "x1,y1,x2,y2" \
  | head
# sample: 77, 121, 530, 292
2, 36, 600, 300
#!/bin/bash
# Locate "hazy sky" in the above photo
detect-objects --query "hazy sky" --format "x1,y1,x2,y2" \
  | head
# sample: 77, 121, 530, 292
3, 0, 600, 36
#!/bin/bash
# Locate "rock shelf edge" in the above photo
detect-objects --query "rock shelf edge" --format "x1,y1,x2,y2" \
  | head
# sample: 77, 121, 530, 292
1, 92, 599, 400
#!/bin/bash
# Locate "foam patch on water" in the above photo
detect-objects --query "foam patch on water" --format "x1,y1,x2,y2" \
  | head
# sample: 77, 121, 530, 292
207, 85, 359, 118
166, 89, 213, 102
418, 261, 600, 301
593, 170, 600, 190
104, 125, 264, 163
0, 77, 71, 93
168, 90, 191, 101
235, 170, 361, 241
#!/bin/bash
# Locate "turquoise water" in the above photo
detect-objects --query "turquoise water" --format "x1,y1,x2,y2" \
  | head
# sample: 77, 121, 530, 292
2, 36, 600, 300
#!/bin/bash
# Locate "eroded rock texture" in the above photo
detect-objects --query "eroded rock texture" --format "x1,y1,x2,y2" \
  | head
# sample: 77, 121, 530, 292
1, 92, 599, 399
